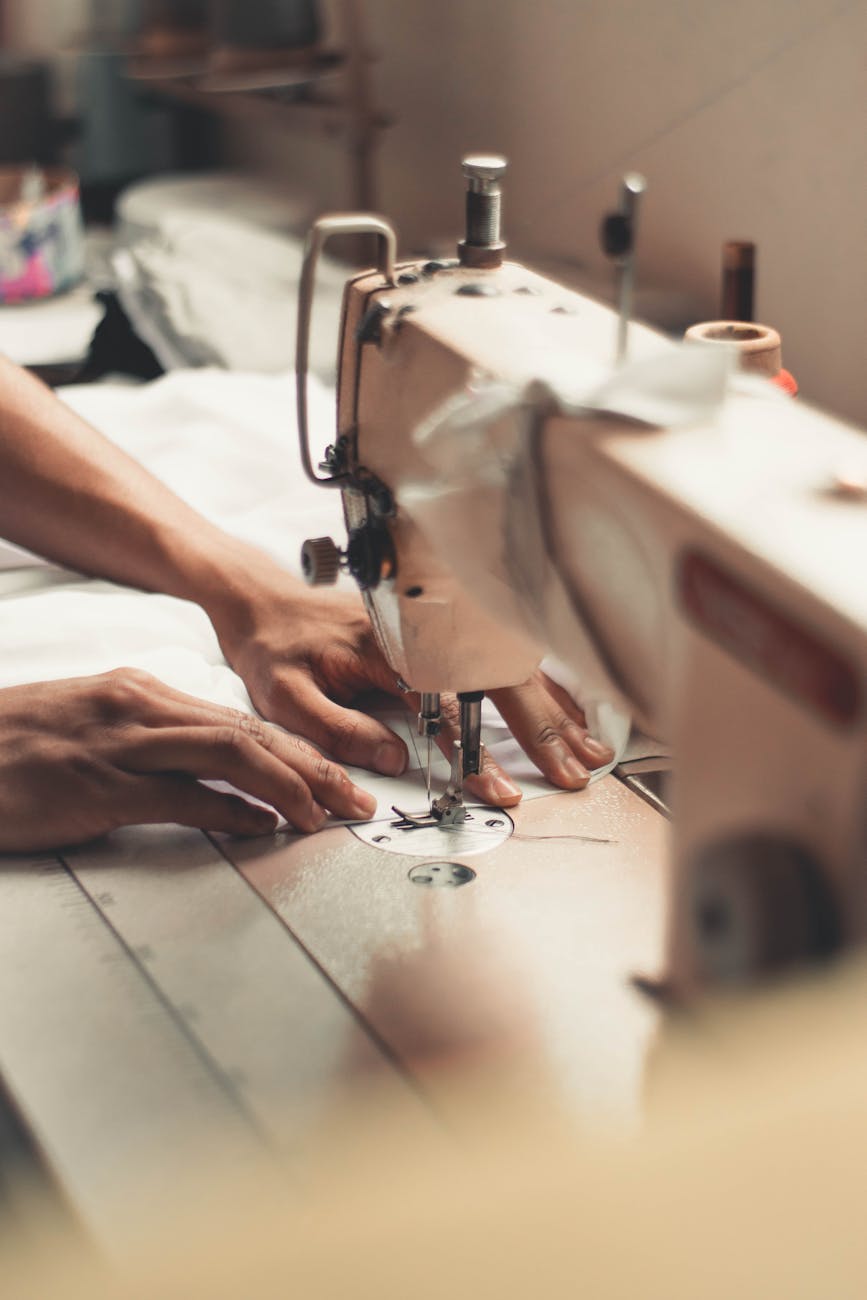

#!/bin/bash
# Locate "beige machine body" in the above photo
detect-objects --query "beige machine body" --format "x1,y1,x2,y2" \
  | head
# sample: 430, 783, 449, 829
299, 213, 867, 989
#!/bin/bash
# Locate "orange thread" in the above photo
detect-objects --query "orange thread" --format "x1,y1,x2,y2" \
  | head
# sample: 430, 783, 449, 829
772, 368, 798, 397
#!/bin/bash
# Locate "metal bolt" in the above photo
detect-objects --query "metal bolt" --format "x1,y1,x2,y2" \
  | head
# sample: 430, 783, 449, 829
459, 153, 507, 268
462, 153, 508, 191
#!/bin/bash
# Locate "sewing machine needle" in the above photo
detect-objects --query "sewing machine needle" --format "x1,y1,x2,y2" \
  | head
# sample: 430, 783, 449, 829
417, 693, 440, 809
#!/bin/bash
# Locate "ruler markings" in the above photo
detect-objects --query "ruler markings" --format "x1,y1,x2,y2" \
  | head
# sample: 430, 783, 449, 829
67, 827, 431, 1155
207, 830, 435, 1115
0, 855, 267, 1245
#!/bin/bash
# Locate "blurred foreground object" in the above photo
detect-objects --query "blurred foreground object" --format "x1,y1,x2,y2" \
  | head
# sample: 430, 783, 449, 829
4, 955, 867, 1297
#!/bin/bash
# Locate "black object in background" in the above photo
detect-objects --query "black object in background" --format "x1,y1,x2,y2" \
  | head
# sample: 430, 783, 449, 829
721, 241, 755, 322
76, 290, 165, 384
0, 56, 55, 164
29, 291, 164, 389
211, 0, 321, 48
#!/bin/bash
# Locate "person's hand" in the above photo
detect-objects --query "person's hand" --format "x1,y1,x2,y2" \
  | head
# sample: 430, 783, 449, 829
211, 574, 614, 808
0, 670, 376, 853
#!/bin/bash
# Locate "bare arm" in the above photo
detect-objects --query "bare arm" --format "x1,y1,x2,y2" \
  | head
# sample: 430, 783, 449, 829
0, 354, 263, 616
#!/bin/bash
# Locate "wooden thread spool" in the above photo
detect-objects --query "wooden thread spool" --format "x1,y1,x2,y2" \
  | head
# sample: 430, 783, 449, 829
684, 320, 797, 395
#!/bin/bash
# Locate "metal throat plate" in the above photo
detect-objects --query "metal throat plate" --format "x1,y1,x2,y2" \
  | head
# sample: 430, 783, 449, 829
349, 804, 514, 857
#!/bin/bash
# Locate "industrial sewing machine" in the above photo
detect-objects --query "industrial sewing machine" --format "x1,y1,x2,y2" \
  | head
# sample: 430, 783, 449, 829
0, 156, 863, 1248
297, 155, 867, 993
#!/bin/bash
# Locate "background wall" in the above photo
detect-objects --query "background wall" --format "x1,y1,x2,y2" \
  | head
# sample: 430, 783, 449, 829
4, 0, 866, 425
231, 0, 867, 426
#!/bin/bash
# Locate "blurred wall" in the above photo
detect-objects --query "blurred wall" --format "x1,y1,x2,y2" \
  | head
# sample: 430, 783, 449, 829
230, 0, 867, 426
4, 0, 89, 47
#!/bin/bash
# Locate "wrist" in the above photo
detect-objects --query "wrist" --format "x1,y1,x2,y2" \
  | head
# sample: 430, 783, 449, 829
186, 536, 303, 658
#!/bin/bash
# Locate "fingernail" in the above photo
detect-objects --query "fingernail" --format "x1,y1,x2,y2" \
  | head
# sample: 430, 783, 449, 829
308, 802, 328, 831
374, 742, 406, 777
557, 755, 590, 788
491, 775, 522, 802
583, 736, 615, 763
350, 789, 377, 819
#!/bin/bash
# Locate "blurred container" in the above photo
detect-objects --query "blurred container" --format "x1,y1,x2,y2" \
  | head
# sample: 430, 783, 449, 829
0, 168, 85, 304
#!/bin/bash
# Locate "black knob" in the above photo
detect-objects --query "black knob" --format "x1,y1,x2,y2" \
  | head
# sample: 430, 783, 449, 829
346, 521, 396, 591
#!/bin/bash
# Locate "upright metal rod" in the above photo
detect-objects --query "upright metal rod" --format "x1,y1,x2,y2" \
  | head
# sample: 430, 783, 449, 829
600, 172, 647, 365
458, 691, 484, 777
615, 173, 646, 364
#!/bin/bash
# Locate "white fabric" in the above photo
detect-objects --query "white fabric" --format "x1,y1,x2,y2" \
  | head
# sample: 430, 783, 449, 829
0, 369, 602, 815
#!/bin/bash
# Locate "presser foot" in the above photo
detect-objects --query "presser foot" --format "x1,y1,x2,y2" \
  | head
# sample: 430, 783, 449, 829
388, 799, 468, 831
390, 738, 486, 831
431, 791, 469, 826
432, 738, 469, 825
430, 737, 486, 827
390, 806, 441, 831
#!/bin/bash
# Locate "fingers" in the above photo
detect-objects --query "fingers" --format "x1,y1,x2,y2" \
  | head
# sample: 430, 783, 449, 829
95, 673, 380, 822
131, 775, 281, 837
463, 757, 523, 808
488, 673, 614, 791
277, 679, 408, 778
122, 719, 376, 831
95, 673, 379, 826
537, 674, 616, 769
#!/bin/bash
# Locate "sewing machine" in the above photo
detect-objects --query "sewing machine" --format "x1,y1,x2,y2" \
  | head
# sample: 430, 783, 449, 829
297, 155, 867, 993
0, 158, 863, 1248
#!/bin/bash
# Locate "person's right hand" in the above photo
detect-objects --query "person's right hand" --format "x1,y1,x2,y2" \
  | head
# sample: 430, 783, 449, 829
0, 669, 377, 853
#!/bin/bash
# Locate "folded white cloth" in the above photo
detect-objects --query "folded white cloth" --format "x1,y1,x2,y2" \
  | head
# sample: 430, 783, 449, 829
113, 210, 346, 377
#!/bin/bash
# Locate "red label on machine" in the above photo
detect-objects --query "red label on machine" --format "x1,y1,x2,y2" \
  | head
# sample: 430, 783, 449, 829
678, 550, 860, 728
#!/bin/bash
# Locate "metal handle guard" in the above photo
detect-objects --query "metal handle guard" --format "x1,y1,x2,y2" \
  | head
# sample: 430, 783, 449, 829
296, 213, 397, 487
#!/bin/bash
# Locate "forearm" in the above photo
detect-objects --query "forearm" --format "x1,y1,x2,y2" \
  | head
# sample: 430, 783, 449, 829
0, 355, 293, 629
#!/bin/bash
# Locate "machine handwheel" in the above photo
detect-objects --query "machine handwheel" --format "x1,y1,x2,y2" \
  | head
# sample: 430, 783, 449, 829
688, 837, 839, 985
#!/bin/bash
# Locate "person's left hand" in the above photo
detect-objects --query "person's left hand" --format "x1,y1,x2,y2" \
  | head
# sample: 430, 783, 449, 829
210, 570, 614, 808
